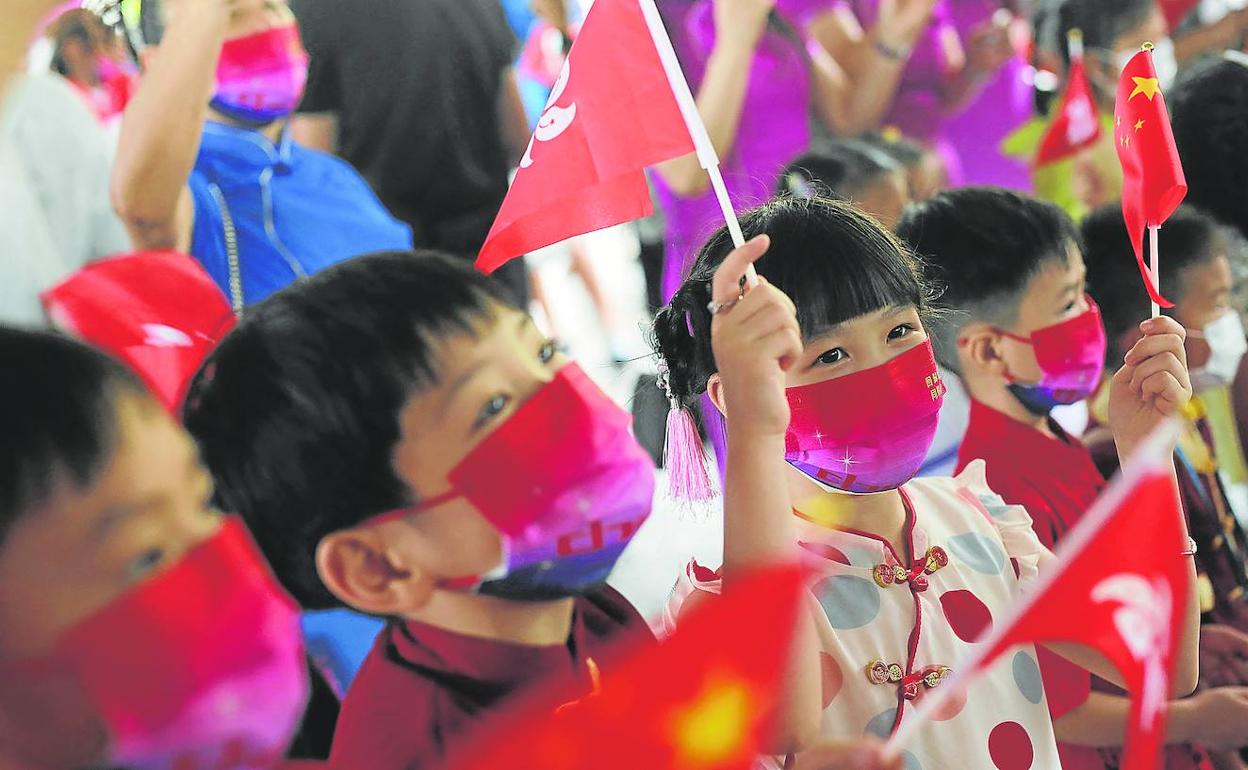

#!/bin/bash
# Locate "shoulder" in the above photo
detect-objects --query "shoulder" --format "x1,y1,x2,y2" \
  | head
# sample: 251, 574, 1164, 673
290, 143, 374, 184
331, 626, 440, 768
907, 461, 1040, 540
3, 74, 109, 170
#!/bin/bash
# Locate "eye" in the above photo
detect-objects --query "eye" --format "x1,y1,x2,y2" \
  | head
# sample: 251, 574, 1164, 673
125, 548, 167, 581
887, 324, 915, 341
539, 338, 557, 364
815, 347, 847, 366
473, 394, 511, 430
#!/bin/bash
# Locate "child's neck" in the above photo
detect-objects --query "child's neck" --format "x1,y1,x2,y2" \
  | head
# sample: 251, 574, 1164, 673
793, 476, 910, 559
406, 591, 577, 647
976, 381, 1056, 438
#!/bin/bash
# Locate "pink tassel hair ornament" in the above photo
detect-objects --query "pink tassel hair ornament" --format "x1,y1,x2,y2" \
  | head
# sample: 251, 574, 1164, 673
658, 364, 719, 518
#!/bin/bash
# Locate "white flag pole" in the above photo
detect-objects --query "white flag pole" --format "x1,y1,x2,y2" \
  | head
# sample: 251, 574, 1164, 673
882, 419, 1182, 760
637, 0, 758, 287
1149, 224, 1161, 318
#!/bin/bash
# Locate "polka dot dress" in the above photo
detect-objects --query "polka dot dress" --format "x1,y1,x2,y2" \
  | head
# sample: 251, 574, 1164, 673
666, 461, 1063, 769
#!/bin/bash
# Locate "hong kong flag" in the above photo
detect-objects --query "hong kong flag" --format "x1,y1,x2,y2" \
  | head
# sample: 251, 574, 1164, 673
1113, 46, 1187, 309
1035, 56, 1101, 166
446, 564, 804, 770
891, 424, 1193, 770
476, 0, 696, 274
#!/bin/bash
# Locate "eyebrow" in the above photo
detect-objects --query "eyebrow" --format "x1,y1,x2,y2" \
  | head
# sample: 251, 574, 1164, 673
803, 304, 908, 342
432, 314, 532, 417
88, 444, 204, 541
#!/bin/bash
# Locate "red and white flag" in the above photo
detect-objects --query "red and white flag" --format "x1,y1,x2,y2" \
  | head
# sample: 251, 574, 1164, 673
1035, 48, 1101, 166
476, 0, 697, 274
889, 423, 1192, 770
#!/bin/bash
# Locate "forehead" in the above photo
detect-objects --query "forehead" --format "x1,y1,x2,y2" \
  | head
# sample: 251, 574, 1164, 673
1181, 254, 1232, 292
1025, 244, 1084, 293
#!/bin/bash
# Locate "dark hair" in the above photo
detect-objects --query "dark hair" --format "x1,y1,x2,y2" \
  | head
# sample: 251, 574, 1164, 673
897, 187, 1082, 372
777, 139, 901, 202
1081, 202, 1226, 358
0, 328, 148, 547
1055, 0, 1156, 66
48, 9, 102, 76
651, 196, 933, 402
862, 131, 925, 169
183, 251, 513, 609
1170, 53, 1248, 240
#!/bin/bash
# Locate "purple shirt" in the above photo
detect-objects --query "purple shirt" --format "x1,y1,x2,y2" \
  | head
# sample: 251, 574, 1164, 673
654, 0, 814, 300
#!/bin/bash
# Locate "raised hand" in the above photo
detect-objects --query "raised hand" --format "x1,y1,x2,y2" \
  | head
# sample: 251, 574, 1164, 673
1108, 316, 1192, 458
713, 0, 778, 53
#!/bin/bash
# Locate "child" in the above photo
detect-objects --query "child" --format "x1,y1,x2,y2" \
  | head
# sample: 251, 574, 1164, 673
0, 327, 307, 769
184, 250, 897, 770
653, 194, 1199, 767
778, 139, 910, 231
899, 187, 1248, 768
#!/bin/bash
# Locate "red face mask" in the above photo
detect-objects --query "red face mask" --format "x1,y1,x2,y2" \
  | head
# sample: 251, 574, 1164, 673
0, 518, 308, 770
785, 341, 947, 494
996, 297, 1107, 415
370, 364, 656, 601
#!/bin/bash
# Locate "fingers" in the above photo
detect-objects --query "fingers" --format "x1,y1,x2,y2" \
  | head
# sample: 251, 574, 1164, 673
711, 235, 770, 306
1123, 329, 1188, 369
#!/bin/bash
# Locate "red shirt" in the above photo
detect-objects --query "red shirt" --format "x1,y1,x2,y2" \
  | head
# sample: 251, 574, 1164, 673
328, 589, 650, 770
957, 399, 1106, 770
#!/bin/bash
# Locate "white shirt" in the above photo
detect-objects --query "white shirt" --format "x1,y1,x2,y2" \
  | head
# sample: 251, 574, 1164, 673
0, 73, 130, 327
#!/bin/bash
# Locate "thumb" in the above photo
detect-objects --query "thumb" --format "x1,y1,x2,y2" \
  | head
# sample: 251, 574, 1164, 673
711, 234, 770, 304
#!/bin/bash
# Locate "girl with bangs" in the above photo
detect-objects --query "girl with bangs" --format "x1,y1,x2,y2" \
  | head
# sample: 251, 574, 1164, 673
652, 195, 1200, 767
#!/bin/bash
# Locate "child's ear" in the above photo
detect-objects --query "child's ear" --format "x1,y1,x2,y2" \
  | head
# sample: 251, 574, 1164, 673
315, 530, 434, 617
959, 324, 1009, 378
705, 373, 727, 417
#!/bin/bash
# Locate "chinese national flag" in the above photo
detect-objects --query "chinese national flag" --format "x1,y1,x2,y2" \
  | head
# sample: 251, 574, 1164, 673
41, 251, 235, 413
1035, 57, 1102, 166
1113, 47, 1187, 309
901, 433, 1191, 770
446, 565, 804, 770
476, 0, 696, 274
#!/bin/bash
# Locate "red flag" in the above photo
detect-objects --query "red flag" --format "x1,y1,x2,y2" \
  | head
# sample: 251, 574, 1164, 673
41, 251, 235, 413
1035, 57, 1102, 166
892, 425, 1191, 770
476, 0, 695, 274
447, 564, 804, 770
1113, 46, 1187, 309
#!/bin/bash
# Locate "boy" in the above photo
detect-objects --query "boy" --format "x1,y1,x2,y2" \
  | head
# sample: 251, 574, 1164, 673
184, 250, 895, 769
0, 327, 307, 769
1082, 204, 1248, 637
898, 187, 1248, 769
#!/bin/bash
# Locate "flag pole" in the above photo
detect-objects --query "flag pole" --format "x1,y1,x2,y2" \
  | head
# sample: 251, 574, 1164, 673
882, 419, 1182, 760
637, 0, 758, 287
1149, 224, 1161, 318
1068, 27, 1083, 62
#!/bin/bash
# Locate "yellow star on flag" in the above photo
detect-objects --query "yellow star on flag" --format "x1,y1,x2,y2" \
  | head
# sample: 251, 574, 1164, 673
1129, 77, 1161, 101
1134, 118, 1145, 131
669, 676, 754, 767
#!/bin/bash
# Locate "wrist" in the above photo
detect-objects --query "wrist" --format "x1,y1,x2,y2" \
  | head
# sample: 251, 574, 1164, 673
1167, 698, 1199, 743
710, 36, 761, 66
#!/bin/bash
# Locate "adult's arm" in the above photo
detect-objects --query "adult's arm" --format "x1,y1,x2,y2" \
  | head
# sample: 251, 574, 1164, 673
111, 0, 230, 252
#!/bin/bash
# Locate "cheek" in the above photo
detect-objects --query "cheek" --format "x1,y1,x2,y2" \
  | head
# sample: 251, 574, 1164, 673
1000, 340, 1046, 381
408, 504, 506, 576
0, 674, 110, 768
1187, 335, 1213, 369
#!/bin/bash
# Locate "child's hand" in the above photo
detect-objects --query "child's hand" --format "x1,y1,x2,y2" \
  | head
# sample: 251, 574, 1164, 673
1201, 624, 1248, 688
710, 235, 802, 438
1108, 316, 1192, 458
1174, 686, 1248, 751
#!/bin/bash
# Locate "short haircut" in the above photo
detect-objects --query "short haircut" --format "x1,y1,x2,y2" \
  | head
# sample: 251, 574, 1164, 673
0, 328, 148, 547
1054, 0, 1157, 66
1170, 53, 1248, 240
896, 187, 1082, 372
652, 195, 934, 402
1081, 202, 1226, 358
862, 131, 925, 169
776, 138, 901, 202
183, 251, 513, 609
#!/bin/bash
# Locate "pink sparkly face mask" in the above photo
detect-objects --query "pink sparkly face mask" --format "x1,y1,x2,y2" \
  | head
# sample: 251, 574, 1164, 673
369, 364, 655, 602
995, 296, 1107, 415
0, 519, 307, 770
211, 24, 309, 125
785, 341, 947, 495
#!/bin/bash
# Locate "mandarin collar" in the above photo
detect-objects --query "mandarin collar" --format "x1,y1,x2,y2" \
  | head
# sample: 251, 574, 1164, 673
200, 120, 295, 171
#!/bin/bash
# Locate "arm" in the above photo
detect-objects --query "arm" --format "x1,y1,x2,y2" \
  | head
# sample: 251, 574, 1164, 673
709, 237, 824, 753
110, 0, 230, 252
937, 11, 1014, 114
653, 0, 774, 197
806, 0, 936, 136
1175, 10, 1248, 63
1055, 689, 1248, 751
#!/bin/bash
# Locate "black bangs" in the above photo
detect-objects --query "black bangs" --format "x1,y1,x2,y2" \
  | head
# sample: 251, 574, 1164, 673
652, 196, 931, 401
